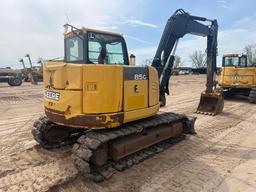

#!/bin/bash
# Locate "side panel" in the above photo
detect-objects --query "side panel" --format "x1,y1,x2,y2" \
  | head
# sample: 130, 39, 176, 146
83, 65, 123, 114
123, 67, 148, 111
124, 80, 148, 111
124, 105, 159, 123
44, 62, 83, 90
219, 67, 256, 88
148, 66, 159, 106
44, 89, 82, 119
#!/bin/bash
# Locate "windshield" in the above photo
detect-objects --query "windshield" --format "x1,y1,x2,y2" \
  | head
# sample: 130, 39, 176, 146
65, 36, 84, 62
223, 56, 250, 67
88, 32, 125, 65
223, 56, 239, 67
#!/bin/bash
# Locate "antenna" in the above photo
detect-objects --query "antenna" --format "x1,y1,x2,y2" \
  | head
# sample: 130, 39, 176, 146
65, 13, 71, 25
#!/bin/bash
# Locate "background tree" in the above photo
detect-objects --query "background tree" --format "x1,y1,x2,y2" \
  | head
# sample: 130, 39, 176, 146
141, 58, 153, 66
243, 44, 256, 65
173, 55, 184, 69
142, 56, 184, 68
189, 50, 206, 68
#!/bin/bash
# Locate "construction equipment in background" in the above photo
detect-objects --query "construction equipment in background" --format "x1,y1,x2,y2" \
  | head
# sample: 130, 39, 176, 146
0, 68, 22, 86
25, 54, 38, 85
19, 58, 30, 82
218, 54, 256, 103
32, 9, 223, 182
19, 55, 43, 84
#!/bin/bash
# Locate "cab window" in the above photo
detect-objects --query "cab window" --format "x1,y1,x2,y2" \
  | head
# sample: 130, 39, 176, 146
88, 41, 101, 63
88, 32, 126, 65
65, 36, 84, 62
223, 57, 239, 67
240, 57, 247, 67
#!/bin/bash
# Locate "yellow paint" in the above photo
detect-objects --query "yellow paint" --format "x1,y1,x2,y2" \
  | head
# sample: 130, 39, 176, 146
123, 104, 159, 123
223, 54, 239, 57
83, 64, 123, 114
219, 67, 256, 88
124, 80, 148, 111
43, 61, 160, 129
148, 67, 159, 106
44, 89, 82, 119
44, 61, 83, 90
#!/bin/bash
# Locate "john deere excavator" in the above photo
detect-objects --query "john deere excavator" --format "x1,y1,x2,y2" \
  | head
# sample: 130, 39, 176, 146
218, 54, 256, 103
32, 9, 224, 181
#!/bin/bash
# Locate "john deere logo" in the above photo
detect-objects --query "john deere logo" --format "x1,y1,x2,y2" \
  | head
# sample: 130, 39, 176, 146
134, 85, 139, 93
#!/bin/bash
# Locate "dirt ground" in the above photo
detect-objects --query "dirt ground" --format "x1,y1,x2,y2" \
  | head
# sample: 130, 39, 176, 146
0, 75, 255, 192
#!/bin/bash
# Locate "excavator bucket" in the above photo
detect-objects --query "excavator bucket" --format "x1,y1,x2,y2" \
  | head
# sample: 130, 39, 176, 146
196, 92, 224, 116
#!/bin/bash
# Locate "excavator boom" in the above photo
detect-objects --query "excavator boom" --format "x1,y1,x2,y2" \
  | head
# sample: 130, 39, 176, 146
151, 9, 224, 115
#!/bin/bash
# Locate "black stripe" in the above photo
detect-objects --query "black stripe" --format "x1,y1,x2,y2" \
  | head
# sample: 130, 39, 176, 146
124, 66, 148, 80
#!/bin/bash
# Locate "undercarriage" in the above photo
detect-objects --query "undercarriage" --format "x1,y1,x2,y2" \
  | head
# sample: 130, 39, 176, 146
32, 112, 196, 182
221, 87, 256, 103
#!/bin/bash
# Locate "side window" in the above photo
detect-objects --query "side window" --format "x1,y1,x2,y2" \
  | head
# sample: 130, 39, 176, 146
240, 57, 247, 67
233, 58, 239, 67
106, 42, 124, 64
88, 41, 101, 64
224, 57, 233, 66
65, 37, 84, 62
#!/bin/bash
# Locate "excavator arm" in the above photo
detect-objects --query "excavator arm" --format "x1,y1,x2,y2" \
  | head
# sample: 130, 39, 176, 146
152, 9, 224, 115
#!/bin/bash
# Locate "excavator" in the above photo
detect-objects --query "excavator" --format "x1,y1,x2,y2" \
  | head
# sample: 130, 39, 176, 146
32, 9, 224, 181
218, 54, 256, 103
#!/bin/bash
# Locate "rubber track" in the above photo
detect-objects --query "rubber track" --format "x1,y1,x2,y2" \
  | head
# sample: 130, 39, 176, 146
72, 112, 193, 182
248, 88, 256, 103
31, 116, 82, 149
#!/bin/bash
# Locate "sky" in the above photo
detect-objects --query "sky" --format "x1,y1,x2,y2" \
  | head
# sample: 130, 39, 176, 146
0, 0, 256, 68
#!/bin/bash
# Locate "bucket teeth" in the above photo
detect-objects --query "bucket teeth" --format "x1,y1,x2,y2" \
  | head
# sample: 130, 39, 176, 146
196, 91, 224, 116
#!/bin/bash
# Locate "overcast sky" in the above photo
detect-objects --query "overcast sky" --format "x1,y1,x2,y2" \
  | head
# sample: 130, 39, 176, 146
0, 0, 256, 68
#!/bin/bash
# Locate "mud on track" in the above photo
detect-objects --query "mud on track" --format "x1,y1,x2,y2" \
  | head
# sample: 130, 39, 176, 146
0, 76, 255, 192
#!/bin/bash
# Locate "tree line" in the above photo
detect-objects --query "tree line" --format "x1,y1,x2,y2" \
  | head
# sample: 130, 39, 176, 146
142, 43, 256, 68
189, 43, 256, 68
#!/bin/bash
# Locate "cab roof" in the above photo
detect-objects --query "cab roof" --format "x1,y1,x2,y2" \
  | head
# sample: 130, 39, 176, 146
223, 54, 247, 57
223, 54, 240, 57
64, 27, 123, 39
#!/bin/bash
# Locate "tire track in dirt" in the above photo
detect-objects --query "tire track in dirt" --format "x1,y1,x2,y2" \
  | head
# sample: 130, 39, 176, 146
0, 157, 77, 192
0, 145, 78, 192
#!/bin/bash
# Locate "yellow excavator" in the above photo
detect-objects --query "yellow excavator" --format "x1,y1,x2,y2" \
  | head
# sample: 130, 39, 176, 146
218, 54, 256, 103
32, 9, 224, 182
